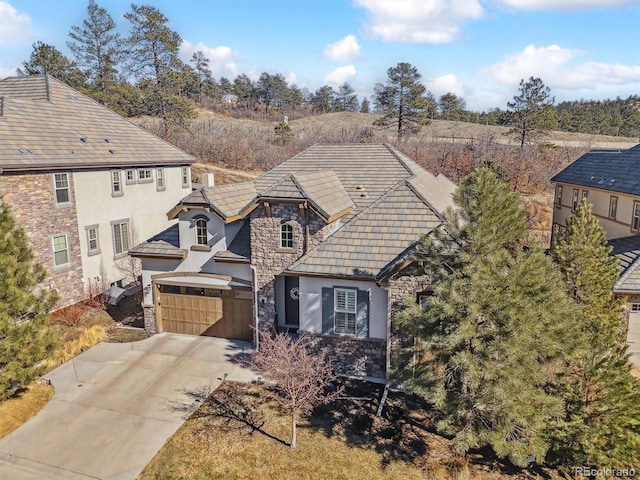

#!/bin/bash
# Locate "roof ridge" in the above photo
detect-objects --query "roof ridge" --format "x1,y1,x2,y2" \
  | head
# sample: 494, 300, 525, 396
383, 142, 415, 176
404, 177, 447, 222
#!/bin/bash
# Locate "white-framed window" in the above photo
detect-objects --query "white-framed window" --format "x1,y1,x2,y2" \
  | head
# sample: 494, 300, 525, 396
85, 225, 100, 255
138, 168, 152, 183
52, 234, 70, 268
555, 185, 562, 209
53, 173, 70, 204
156, 168, 165, 190
334, 288, 357, 335
111, 170, 123, 196
112, 220, 130, 255
631, 303, 640, 313
609, 196, 618, 219
572, 188, 579, 211
181, 166, 190, 188
195, 217, 207, 245
581, 190, 588, 201
125, 169, 136, 185
632, 202, 640, 232
281, 223, 293, 249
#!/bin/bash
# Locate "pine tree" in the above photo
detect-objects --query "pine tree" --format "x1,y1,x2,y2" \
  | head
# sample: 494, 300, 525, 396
67, 0, 125, 101
506, 77, 557, 147
395, 166, 582, 467
125, 4, 195, 139
549, 200, 640, 468
17, 41, 86, 89
373, 62, 432, 141
0, 198, 59, 400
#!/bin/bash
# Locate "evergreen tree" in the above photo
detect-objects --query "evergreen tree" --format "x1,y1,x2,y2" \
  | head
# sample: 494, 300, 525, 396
550, 200, 640, 468
395, 166, 581, 467
310, 85, 335, 113
333, 82, 358, 112
360, 97, 370, 113
17, 41, 86, 89
506, 77, 557, 147
373, 62, 431, 141
274, 121, 293, 145
189, 51, 211, 104
125, 4, 195, 139
439, 92, 466, 121
67, 0, 125, 101
0, 198, 59, 400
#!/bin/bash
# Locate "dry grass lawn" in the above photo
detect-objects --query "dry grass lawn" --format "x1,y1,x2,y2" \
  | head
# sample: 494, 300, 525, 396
0, 384, 54, 439
140, 381, 561, 480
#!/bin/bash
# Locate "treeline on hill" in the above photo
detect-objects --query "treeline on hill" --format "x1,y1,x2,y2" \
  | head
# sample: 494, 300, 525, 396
16, 1, 640, 143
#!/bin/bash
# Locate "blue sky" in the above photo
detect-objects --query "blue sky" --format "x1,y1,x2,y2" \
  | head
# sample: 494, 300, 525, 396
2, 0, 640, 111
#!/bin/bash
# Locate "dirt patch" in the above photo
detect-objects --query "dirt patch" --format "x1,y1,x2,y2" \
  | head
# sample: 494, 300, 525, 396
105, 328, 152, 343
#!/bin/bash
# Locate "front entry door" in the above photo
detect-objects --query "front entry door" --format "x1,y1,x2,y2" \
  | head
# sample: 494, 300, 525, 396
284, 276, 299, 327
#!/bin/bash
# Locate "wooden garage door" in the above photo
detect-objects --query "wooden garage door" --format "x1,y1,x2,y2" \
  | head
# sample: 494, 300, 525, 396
159, 293, 223, 335
158, 291, 253, 340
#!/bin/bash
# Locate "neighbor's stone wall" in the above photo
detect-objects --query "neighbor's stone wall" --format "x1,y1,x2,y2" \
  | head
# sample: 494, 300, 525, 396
0, 171, 85, 309
250, 203, 333, 331
385, 273, 433, 376
307, 333, 387, 380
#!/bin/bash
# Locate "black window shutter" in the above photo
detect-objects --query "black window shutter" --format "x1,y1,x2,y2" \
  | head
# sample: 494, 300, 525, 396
321, 287, 334, 334
356, 289, 369, 338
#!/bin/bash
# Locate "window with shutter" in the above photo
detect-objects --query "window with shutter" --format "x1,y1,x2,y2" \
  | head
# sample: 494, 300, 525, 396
334, 288, 357, 334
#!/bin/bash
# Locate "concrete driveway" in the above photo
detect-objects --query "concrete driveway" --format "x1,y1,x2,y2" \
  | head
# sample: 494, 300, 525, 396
0, 333, 257, 480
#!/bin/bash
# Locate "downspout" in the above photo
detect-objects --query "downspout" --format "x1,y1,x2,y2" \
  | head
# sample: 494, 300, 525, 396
250, 265, 260, 351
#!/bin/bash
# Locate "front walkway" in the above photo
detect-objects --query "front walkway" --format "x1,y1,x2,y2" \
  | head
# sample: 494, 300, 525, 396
0, 333, 257, 480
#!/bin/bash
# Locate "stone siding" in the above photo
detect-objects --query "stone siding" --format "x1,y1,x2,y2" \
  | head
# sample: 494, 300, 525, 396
250, 203, 333, 332
307, 333, 387, 380
385, 273, 433, 377
0, 171, 85, 308
142, 304, 157, 332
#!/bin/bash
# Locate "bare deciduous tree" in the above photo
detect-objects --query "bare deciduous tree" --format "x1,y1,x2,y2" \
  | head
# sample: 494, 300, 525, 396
249, 332, 343, 448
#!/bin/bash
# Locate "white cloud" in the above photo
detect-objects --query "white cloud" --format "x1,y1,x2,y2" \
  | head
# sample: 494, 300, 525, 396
322, 34, 361, 62
354, 0, 483, 43
426, 74, 465, 98
499, 0, 640, 10
179, 40, 241, 78
481, 44, 640, 90
0, 1, 30, 44
286, 72, 298, 85
324, 65, 357, 86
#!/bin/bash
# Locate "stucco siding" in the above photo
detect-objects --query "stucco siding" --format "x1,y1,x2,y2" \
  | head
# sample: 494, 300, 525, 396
75, 167, 188, 286
298, 276, 388, 339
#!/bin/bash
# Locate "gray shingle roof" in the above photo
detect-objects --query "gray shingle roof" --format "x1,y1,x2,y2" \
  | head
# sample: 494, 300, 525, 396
288, 180, 442, 278
293, 171, 354, 221
129, 224, 185, 259
551, 145, 640, 195
610, 235, 640, 293
0, 75, 194, 171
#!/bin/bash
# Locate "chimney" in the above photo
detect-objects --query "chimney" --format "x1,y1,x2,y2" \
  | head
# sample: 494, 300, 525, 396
202, 173, 215, 188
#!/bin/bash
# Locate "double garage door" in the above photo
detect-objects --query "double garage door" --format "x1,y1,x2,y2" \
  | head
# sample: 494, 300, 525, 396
158, 287, 253, 340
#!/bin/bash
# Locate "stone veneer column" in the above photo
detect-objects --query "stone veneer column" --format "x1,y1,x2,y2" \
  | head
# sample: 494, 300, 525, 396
142, 304, 157, 332
0, 171, 85, 309
249, 203, 334, 332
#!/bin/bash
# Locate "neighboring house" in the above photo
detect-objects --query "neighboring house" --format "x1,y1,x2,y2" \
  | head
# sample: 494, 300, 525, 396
131, 143, 456, 382
551, 145, 640, 349
0, 75, 195, 308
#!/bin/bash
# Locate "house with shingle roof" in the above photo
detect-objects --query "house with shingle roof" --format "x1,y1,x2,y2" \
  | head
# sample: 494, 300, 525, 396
0, 75, 195, 307
132, 143, 455, 381
551, 145, 640, 359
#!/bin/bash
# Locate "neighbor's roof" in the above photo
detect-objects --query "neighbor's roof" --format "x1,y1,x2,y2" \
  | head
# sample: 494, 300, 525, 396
609, 235, 640, 293
551, 145, 640, 196
0, 75, 194, 172
129, 224, 186, 259
288, 180, 443, 278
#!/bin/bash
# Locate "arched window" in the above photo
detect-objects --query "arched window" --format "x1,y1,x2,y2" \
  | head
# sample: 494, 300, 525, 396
281, 223, 293, 249
195, 218, 208, 245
